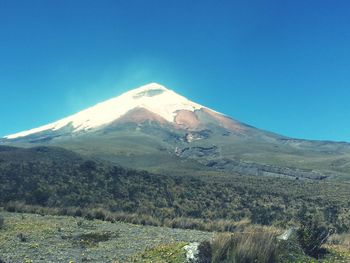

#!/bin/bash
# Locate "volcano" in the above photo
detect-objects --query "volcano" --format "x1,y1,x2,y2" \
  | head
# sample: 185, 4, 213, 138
3, 83, 350, 180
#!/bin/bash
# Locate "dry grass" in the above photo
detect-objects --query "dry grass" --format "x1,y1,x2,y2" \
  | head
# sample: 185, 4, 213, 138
211, 232, 235, 262
212, 226, 279, 263
3, 201, 252, 232
327, 233, 350, 249
323, 233, 350, 262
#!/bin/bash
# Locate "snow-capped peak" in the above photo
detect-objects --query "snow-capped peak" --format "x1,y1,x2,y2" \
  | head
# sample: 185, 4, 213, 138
4, 83, 205, 139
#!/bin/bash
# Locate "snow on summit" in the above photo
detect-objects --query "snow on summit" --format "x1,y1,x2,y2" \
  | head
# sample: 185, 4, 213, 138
4, 83, 205, 139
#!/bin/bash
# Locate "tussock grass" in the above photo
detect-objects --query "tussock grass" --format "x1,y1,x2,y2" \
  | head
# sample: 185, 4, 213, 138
212, 226, 279, 263
3, 201, 251, 232
328, 233, 350, 248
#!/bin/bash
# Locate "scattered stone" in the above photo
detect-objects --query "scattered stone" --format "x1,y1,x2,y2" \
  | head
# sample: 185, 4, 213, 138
278, 228, 296, 241
184, 242, 199, 262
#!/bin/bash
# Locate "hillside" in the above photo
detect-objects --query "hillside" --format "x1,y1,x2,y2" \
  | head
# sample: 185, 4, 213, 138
1, 145, 349, 233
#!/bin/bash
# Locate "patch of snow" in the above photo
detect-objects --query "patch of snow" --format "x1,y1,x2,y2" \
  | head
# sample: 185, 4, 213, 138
185, 133, 204, 143
4, 83, 206, 139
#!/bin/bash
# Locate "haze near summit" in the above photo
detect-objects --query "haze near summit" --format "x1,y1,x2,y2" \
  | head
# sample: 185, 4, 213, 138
0, 1, 349, 142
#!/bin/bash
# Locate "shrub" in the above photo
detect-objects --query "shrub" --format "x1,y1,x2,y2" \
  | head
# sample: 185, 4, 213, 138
17, 233, 27, 242
197, 241, 212, 263
74, 208, 83, 217
92, 208, 107, 220
30, 187, 50, 205
251, 206, 274, 225
297, 217, 330, 258
0, 215, 4, 229
80, 160, 97, 171
84, 212, 94, 220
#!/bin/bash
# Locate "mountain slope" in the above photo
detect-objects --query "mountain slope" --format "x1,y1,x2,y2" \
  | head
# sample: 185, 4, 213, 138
2, 83, 350, 180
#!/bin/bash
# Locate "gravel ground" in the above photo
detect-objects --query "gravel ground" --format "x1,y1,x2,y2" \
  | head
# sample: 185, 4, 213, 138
0, 212, 213, 263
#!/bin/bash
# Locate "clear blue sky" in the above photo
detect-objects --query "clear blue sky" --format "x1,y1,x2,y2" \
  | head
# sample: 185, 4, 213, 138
1, 0, 350, 141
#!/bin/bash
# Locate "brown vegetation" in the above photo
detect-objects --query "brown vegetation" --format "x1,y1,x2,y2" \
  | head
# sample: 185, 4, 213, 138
211, 226, 279, 263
